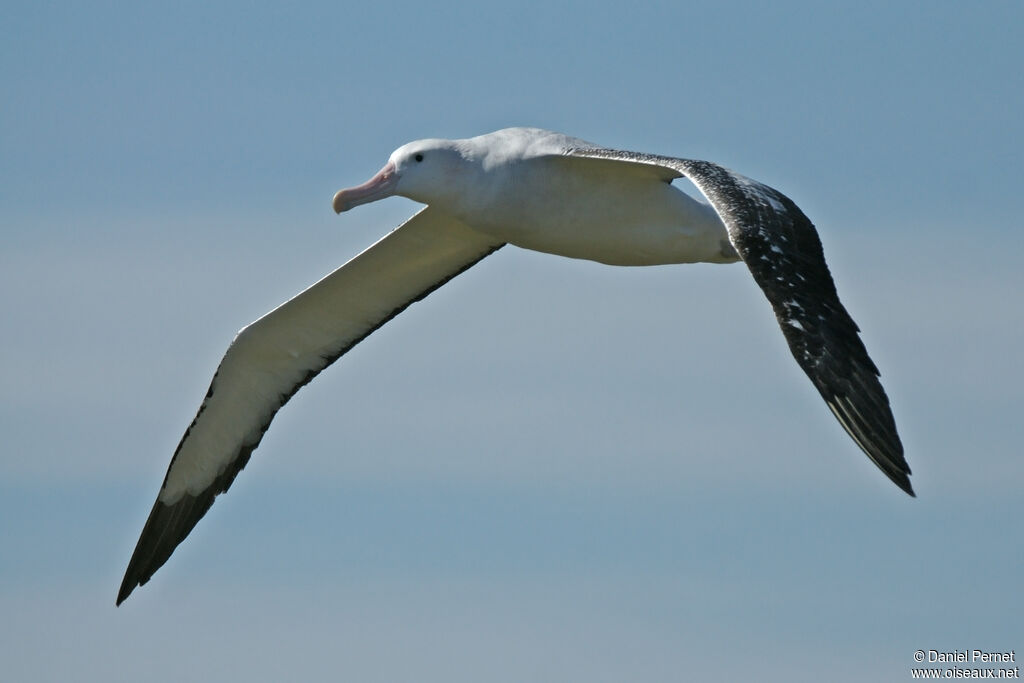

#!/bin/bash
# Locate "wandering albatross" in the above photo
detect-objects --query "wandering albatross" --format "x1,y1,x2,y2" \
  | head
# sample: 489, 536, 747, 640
117, 127, 911, 605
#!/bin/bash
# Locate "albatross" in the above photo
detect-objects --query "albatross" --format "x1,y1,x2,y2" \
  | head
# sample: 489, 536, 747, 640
117, 127, 911, 605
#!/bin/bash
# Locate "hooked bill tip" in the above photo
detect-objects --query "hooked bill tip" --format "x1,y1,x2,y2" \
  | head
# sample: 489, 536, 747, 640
332, 190, 349, 214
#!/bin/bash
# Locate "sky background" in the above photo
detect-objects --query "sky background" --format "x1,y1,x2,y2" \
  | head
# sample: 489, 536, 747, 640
2, 1, 1022, 681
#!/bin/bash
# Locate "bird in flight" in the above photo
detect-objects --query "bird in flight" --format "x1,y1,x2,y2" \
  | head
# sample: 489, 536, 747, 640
117, 127, 911, 605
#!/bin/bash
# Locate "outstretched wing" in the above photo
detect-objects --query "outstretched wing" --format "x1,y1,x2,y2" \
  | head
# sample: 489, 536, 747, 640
565, 147, 912, 496
118, 207, 503, 604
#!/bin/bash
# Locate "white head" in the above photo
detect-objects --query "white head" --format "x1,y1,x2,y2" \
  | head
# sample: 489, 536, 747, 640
332, 138, 477, 214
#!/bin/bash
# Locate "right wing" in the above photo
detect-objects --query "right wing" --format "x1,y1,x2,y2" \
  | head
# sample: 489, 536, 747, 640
565, 146, 912, 495
117, 207, 503, 604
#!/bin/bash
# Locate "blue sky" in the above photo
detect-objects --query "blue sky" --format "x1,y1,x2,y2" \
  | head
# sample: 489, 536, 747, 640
2, 1, 1022, 681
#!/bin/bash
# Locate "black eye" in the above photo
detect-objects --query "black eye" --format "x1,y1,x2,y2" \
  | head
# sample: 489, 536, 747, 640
414, 153, 424, 162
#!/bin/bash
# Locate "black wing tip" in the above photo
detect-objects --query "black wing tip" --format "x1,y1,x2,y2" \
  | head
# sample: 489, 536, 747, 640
117, 439, 259, 606
115, 498, 181, 607
848, 422, 915, 498
116, 541, 165, 605
116, 576, 140, 606
829, 395, 915, 498
116, 539, 157, 606
115, 486, 223, 606
859, 435, 914, 497
887, 470, 916, 497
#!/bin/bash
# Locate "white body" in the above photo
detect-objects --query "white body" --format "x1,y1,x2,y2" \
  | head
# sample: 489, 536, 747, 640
409, 129, 736, 266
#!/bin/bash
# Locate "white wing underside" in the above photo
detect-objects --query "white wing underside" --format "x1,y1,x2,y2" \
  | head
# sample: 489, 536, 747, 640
117, 207, 502, 604
162, 207, 500, 502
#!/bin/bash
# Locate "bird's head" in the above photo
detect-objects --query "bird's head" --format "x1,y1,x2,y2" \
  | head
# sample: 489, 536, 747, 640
333, 138, 476, 214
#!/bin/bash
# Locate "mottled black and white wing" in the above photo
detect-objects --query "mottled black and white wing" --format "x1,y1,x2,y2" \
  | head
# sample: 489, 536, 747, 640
117, 208, 503, 605
566, 147, 912, 496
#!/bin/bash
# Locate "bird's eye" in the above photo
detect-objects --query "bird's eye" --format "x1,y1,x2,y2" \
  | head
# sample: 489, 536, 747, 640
414, 153, 424, 162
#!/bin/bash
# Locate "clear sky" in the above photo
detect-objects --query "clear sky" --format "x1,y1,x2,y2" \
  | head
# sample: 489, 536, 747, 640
2, 1, 1022, 681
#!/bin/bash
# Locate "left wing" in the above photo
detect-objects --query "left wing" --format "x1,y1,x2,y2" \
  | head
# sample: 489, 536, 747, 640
565, 146, 912, 496
118, 207, 503, 604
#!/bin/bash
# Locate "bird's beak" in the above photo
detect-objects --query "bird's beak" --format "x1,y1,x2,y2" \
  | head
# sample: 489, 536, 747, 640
333, 161, 398, 213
